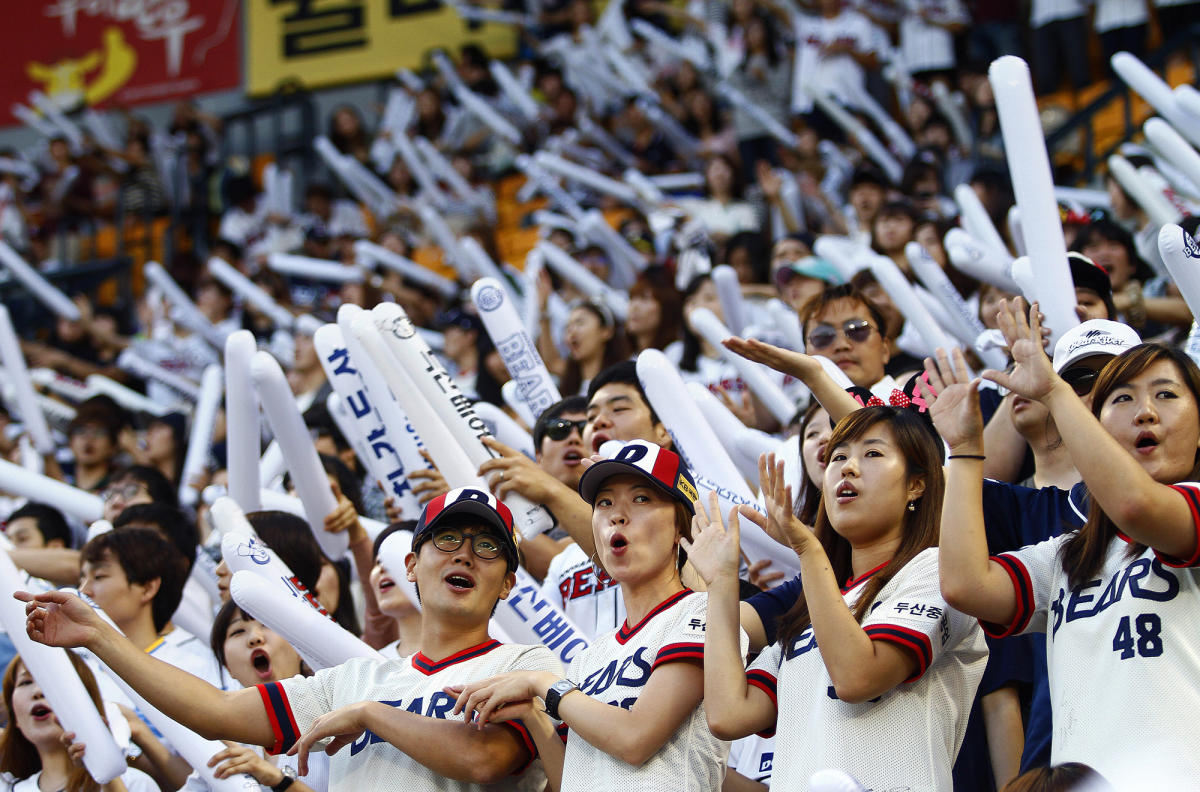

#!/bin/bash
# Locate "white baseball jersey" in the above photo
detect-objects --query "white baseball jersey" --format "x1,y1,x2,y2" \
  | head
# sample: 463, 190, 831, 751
727, 735, 776, 785
263, 641, 563, 792
898, 0, 967, 73
790, 10, 880, 112
746, 548, 986, 791
560, 589, 744, 792
540, 543, 626, 640
986, 485, 1200, 789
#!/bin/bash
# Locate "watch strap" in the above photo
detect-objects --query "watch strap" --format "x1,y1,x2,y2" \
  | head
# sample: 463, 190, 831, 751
543, 679, 577, 721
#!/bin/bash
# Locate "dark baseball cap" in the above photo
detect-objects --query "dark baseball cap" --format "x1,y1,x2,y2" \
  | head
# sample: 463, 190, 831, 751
578, 440, 699, 515
412, 487, 519, 570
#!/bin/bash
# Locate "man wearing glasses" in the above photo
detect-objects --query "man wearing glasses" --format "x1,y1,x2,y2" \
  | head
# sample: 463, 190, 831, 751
798, 283, 896, 392
19, 488, 562, 792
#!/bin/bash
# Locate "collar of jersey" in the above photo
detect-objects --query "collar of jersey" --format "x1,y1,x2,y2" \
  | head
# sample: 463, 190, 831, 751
842, 560, 889, 593
411, 639, 502, 675
616, 588, 693, 644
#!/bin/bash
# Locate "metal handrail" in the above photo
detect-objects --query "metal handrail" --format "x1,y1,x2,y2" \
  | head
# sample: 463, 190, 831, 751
1045, 23, 1200, 183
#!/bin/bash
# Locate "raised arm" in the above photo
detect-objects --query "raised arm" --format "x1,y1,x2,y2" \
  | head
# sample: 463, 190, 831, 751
478, 436, 596, 557
681, 493, 776, 740
980, 396, 1030, 484
986, 300, 1199, 561
748, 455, 919, 703
722, 337, 860, 422
18, 590, 275, 747
921, 349, 1020, 625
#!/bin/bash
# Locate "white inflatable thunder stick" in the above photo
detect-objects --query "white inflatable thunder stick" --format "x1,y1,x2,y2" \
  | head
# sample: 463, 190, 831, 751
223, 331, 262, 512
207, 257, 295, 330
1007, 206, 1027, 257
178, 365, 223, 507
501, 380, 538, 428
230, 571, 382, 671
370, 303, 555, 538
267, 253, 365, 284
0, 305, 54, 454
1144, 118, 1200, 201
217, 517, 329, 619
375, 529, 423, 614
84, 375, 169, 417
348, 314, 485, 494
116, 350, 201, 400
353, 240, 458, 299
866, 254, 955, 358
1108, 154, 1181, 229
0, 242, 81, 320
471, 278, 563, 420
953, 184, 1010, 263
536, 241, 631, 321
1158, 224, 1200, 319
711, 265, 748, 337
988, 56, 1079, 344
944, 229, 1021, 293
686, 381, 777, 483
906, 243, 1008, 370
250, 351, 347, 559
336, 305, 429, 506
314, 323, 423, 520
0, 459, 103, 522
143, 262, 228, 349
638, 350, 798, 581
473, 401, 536, 459
1111, 52, 1200, 148
0, 554, 126, 783
533, 152, 641, 205
688, 308, 799, 424
765, 299, 805, 351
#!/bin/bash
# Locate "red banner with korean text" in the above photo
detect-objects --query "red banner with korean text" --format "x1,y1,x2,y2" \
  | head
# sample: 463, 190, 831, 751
1, 0, 241, 127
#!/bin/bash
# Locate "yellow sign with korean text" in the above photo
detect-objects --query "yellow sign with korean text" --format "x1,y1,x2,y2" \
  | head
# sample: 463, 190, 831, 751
246, 0, 518, 95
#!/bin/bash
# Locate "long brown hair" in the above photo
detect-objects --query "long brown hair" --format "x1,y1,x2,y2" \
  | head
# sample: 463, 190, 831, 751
560, 301, 632, 396
0, 652, 106, 792
627, 270, 683, 353
796, 402, 830, 526
1061, 343, 1200, 589
777, 407, 945, 645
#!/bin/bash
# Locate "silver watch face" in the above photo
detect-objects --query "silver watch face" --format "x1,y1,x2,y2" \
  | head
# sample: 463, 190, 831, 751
552, 679, 576, 696
282, 765, 298, 780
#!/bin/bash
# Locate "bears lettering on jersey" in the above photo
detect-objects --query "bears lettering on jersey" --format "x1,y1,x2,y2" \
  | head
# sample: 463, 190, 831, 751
1049, 556, 1181, 637
580, 646, 653, 702
349, 693, 458, 755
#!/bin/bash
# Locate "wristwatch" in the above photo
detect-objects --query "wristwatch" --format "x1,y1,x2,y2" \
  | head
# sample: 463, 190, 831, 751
272, 764, 297, 792
543, 678, 578, 720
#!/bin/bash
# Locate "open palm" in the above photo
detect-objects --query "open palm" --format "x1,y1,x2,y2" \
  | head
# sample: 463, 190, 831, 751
681, 492, 742, 586
983, 299, 1057, 402
919, 348, 983, 451
723, 336, 820, 380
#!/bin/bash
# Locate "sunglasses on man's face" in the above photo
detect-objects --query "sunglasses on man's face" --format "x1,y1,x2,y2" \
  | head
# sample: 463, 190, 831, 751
806, 319, 875, 351
544, 418, 587, 442
1060, 367, 1100, 396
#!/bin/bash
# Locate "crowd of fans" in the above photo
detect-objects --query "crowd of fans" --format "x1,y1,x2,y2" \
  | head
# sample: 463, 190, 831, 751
0, 0, 1198, 791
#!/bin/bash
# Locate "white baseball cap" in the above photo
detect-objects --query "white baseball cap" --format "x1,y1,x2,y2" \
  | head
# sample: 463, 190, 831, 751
1051, 320, 1141, 373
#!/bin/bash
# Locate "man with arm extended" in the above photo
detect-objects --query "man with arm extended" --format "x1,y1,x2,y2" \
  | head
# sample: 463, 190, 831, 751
19, 488, 562, 792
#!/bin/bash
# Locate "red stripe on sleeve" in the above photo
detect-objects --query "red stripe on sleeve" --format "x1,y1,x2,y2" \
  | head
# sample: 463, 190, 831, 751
981, 554, 1035, 638
864, 624, 933, 682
